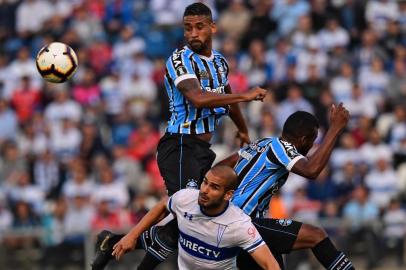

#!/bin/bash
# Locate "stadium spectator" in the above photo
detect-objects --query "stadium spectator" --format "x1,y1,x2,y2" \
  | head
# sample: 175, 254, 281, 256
382, 198, 406, 266
217, 0, 251, 40
11, 76, 41, 123
271, 0, 310, 37
365, 158, 399, 208
91, 165, 129, 209
343, 185, 380, 268
0, 99, 17, 145
318, 17, 350, 51
44, 89, 82, 124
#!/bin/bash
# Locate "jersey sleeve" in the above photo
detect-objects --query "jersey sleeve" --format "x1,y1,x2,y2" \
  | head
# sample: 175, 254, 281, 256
235, 219, 265, 253
166, 189, 196, 216
166, 189, 184, 216
166, 49, 197, 87
166, 195, 176, 216
267, 138, 305, 171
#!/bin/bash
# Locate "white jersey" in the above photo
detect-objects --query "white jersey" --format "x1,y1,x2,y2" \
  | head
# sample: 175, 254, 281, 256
167, 189, 264, 270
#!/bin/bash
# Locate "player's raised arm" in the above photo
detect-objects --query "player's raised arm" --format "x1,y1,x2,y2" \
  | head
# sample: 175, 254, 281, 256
249, 245, 281, 270
112, 197, 169, 260
178, 78, 267, 108
291, 103, 350, 179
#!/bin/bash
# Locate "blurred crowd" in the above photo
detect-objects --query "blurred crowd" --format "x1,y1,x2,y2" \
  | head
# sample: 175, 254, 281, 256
0, 0, 406, 268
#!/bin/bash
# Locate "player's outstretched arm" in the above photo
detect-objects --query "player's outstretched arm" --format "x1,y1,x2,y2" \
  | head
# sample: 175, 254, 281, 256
112, 197, 169, 260
178, 78, 267, 108
249, 245, 281, 270
224, 84, 251, 147
291, 103, 350, 179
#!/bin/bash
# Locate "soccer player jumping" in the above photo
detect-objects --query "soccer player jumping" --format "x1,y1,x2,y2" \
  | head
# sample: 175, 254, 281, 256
221, 105, 355, 270
93, 2, 266, 270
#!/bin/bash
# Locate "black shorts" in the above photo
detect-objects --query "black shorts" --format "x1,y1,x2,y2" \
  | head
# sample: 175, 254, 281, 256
237, 218, 302, 270
157, 133, 216, 196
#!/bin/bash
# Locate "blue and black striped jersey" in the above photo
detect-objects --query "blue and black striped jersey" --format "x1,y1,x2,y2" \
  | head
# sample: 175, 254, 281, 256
231, 137, 305, 218
164, 46, 230, 134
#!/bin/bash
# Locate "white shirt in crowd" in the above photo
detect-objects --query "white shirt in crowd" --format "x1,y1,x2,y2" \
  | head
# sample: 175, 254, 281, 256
45, 98, 82, 123
365, 165, 399, 208
92, 180, 129, 208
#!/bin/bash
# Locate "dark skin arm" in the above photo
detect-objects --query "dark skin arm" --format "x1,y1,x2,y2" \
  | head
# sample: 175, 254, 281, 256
177, 78, 267, 109
224, 84, 251, 147
291, 103, 350, 179
216, 152, 239, 168
216, 104, 350, 180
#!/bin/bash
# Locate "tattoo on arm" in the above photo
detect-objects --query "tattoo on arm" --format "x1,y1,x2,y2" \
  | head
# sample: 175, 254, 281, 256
177, 78, 201, 95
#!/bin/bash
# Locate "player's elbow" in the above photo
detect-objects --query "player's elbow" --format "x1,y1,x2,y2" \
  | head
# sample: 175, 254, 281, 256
304, 168, 321, 179
296, 165, 321, 179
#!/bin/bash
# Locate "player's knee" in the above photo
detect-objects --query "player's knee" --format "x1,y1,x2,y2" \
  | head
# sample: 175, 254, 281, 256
301, 224, 328, 247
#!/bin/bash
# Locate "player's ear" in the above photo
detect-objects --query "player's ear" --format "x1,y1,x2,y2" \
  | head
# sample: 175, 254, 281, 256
211, 22, 217, 34
299, 135, 307, 146
224, 190, 234, 201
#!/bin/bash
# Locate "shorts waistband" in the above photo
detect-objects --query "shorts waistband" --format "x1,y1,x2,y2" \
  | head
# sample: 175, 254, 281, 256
163, 132, 212, 147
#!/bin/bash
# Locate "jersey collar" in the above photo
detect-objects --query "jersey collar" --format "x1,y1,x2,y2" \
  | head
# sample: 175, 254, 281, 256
200, 201, 229, 218
185, 45, 214, 61
198, 52, 214, 61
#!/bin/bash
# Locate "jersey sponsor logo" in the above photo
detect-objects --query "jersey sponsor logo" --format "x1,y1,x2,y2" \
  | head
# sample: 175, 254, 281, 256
248, 142, 268, 153
172, 50, 184, 68
247, 226, 256, 239
179, 230, 240, 261
204, 85, 225, 94
277, 219, 292, 227
199, 70, 209, 79
279, 140, 299, 158
180, 234, 221, 258
240, 150, 253, 161
176, 66, 187, 76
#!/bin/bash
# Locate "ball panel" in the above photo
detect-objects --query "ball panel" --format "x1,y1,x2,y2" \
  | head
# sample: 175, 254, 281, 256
43, 73, 64, 83
35, 42, 78, 83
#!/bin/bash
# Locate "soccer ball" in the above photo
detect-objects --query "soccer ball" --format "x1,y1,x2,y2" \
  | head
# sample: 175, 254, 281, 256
36, 42, 78, 83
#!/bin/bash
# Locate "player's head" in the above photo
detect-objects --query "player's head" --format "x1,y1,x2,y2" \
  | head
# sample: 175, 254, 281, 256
198, 165, 238, 210
282, 111, 319, 155
183, 2, 216, 54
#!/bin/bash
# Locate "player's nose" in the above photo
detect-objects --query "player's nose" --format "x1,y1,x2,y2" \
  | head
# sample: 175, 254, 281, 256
190, 28, 199, 38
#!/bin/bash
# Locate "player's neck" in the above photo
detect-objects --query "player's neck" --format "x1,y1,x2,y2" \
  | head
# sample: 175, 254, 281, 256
199, 47, 212, 58
188, 44, 212, 58
200, 201, 229, 217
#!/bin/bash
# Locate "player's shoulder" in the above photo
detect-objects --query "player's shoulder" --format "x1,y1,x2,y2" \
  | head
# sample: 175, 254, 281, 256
270, 137, 293, 151
168, 46, 195, 60
172, 189, 199, 206
269, 137, 303, 163
212, 49, 226, 59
